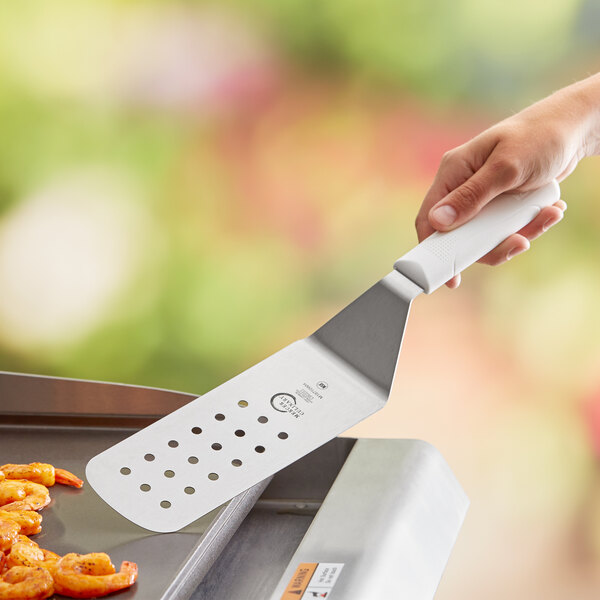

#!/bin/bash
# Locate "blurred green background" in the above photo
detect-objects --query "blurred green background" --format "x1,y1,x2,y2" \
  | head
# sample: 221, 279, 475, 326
1, 0, 600, 597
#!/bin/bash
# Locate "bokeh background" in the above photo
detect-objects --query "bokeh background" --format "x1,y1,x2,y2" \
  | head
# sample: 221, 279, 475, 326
1, 0, 600, 597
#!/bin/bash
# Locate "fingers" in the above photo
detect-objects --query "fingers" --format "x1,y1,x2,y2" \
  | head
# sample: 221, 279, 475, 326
477, 201, 566, 266
416, 154, 477, 242
477, 234, 530, 266
428, 157, 521, 231
445, 274, 461, 289
516, 202, 565, 241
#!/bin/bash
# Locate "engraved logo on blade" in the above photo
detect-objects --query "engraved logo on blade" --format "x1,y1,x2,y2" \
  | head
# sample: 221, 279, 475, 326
271, 393, 304, 418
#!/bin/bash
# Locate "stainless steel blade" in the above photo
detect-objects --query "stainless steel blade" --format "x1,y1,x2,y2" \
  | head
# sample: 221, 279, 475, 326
86, 271, 422, 532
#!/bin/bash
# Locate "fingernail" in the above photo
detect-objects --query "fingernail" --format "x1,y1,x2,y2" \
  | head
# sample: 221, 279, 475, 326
431, 205, 457, 227
507, 246, 527, 260
543, 213, 563, 232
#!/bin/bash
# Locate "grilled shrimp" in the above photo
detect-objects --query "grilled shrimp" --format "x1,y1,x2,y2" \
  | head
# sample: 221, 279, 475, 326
0, 510, 42, 536
0, 566, 54, 599
0, 481, 50, 512
0, 480, 26, 505
0, 464, 83, 488
0, 519, 19, 553
6, 537, 60, 572
53, 553, 138, 598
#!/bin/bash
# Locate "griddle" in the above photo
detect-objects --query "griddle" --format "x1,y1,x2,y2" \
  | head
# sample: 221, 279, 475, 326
0, 372, 468, 599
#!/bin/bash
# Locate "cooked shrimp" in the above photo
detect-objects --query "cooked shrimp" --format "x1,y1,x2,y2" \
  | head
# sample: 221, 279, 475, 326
0, 510, 42, 536
0, 551, 6, 574
0, 566, 54, 599
6, 537, 60, 572
53, 553, 138, 598
0, 480, 26, 505
0, 519, 19, 553
0, 464, 83, 489
0, 481, 50, 512
0, 472, 4, 483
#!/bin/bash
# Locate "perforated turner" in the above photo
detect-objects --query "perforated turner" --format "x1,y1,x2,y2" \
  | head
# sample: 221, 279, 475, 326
87, 181, 560, 532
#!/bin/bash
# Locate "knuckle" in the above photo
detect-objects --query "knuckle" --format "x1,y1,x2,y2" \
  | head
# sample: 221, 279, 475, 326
440, 149, 457, 165
492, 156, 521, 185
451, 180, 484, 213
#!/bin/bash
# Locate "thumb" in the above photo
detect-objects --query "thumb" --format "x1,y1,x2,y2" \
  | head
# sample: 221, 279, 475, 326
428, 162, 517, 231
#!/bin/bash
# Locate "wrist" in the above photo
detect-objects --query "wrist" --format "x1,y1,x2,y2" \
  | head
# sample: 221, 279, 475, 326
564, 73, 600, 157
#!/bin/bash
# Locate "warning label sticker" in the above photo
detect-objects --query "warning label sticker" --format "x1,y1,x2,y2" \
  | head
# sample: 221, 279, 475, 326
280, 563, 344, 599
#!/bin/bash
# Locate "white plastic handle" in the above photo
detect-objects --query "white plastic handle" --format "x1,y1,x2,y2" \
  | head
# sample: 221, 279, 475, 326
394, 180, 561, 293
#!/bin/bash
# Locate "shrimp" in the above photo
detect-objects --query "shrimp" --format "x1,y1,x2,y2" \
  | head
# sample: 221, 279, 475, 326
0, 510, 42, 536
0, 566, 54, 600
52, 553, 138, 598
0, 464, 83, 488
6, 537, 60, 572
0, 481, 50, 512
0, 472, 4, 483
0, 519, 19, 553
0, 480, 26, 505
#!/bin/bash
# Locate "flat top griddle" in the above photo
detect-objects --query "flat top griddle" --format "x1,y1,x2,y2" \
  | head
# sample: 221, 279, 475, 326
0, 372, 270, 600
0, 372, 467, 600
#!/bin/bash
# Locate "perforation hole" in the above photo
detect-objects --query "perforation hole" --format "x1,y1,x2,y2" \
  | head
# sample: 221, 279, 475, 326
188, 456, 199, 464
168, 440, 179, 448
234, 429, 245, 437
192, 427, 202, 435
238, 400, 248, 408
160, 500, 171, 509
208, 473, 219, 481
231, 459, 242, 467
140, 484, 151, 492
255, 446, 265, 454
184, 487, 195, 495
144, 454, 155, 462
211, 443, 222, 451
215, 413, 225, 421
164, 470, 175, 478
120, 467, 131, 475
257, 416, 268, 424
278, 432, 289, 440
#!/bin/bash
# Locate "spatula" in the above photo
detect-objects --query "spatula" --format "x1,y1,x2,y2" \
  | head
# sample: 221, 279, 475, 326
87, 180, 560, 532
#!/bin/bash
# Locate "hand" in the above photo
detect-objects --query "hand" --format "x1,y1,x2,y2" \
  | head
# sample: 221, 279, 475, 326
416, 73, 600, 287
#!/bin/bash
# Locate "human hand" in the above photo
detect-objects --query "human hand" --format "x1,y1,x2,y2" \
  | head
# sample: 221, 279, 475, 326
416, 74, 600, 287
